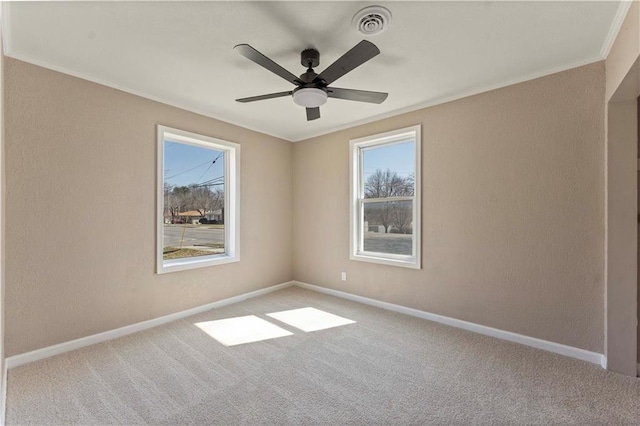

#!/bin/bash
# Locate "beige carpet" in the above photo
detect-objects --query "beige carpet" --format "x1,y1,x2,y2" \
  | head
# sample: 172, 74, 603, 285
6, 286, 640, 425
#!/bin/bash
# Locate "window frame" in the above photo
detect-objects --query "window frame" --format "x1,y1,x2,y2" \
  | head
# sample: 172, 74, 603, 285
349, 125, 421, 269
156, 125, 240, 274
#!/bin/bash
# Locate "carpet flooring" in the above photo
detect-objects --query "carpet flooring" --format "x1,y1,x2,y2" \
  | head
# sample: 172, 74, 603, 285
6, 286, 640, 425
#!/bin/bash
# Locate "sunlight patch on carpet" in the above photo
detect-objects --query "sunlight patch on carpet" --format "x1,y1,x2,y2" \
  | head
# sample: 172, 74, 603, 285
195, 315, 293, 346
267, 307, 356, 332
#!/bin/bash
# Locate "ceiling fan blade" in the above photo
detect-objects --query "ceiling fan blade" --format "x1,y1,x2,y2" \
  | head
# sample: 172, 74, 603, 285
236, 91, 292, 103
315, 40, 380, 86
306, 107, 320, 121
327, 87, 388, 104
234, 44, 301, 85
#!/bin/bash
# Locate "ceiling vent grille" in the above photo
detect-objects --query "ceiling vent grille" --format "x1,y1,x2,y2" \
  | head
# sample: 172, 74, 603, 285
352, 6, 392, 36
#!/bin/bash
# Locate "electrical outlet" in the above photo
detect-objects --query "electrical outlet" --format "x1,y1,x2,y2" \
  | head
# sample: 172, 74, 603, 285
341, 272, 347, 281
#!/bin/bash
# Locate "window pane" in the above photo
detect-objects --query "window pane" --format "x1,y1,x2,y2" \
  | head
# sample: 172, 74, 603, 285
362, 141, 415, 199
363, 200, 413, 255
163, 140, 225, 261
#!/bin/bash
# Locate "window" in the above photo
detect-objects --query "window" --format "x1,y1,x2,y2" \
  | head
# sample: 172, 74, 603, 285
157, 126, 240, 274
350, 125, 421, 269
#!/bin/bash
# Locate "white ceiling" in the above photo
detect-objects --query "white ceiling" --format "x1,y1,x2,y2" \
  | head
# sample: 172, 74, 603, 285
2, 1, 626, 142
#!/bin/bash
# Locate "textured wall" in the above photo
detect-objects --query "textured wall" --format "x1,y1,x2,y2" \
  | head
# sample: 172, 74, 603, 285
4, 58, 293, 356
2, 56, 610, 357
606, 100, 638, 375
605, 3, 640, 370
293, 62, 605, 353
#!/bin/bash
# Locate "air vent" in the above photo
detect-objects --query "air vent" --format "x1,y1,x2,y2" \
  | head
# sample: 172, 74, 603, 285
352, 6, 392, 36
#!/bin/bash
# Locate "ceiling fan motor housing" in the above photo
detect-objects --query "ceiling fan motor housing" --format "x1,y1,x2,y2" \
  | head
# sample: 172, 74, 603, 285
301, 48, 320, 69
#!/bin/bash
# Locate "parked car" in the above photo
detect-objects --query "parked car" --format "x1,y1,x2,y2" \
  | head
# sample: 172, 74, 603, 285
199, 218, 209, 224
171, 218, 185, 224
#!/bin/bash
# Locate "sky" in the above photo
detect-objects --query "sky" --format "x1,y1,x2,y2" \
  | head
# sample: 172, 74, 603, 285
362, 140, 415, 180
164, 140, 224, 188
164, 138, 414, 187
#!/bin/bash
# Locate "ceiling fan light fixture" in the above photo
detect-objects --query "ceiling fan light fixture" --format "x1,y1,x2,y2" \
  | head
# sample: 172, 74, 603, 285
292, 88, 328, 108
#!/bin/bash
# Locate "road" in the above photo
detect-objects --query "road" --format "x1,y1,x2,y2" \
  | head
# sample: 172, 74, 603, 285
164, 226, 410, 255
163, 225, 224, 248
363, 232, 412, 255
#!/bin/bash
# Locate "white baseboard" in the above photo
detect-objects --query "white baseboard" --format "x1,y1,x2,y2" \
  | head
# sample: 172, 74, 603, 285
5, 281, 294, 370
3, 279, 613, 372
294, 281, 605, 367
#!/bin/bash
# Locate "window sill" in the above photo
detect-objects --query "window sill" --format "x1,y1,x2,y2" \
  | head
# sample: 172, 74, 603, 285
158, 254, 239, 274
350, 252, 420, 269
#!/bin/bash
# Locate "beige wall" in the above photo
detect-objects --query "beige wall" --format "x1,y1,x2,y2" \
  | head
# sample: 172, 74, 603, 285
3, 58, 293, 356
293, 62, 605, 353
0, 51, 619, 360
606, 100, 638, 375
604, 2, 640, 372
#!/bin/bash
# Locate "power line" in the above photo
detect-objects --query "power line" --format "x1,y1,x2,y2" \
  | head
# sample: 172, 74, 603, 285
194, 176, 224, 188
165, 158, 213, 181
194, 152, 223, 183
199, 176, 224, 185
195, 182, 224, 188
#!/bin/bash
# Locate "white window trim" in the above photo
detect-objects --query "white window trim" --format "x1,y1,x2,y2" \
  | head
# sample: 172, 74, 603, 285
349, 125, 421, 269
156, 125, 240, 274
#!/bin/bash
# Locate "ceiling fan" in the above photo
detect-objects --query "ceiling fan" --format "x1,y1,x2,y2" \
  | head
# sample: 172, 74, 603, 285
234, 40, 388, 121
